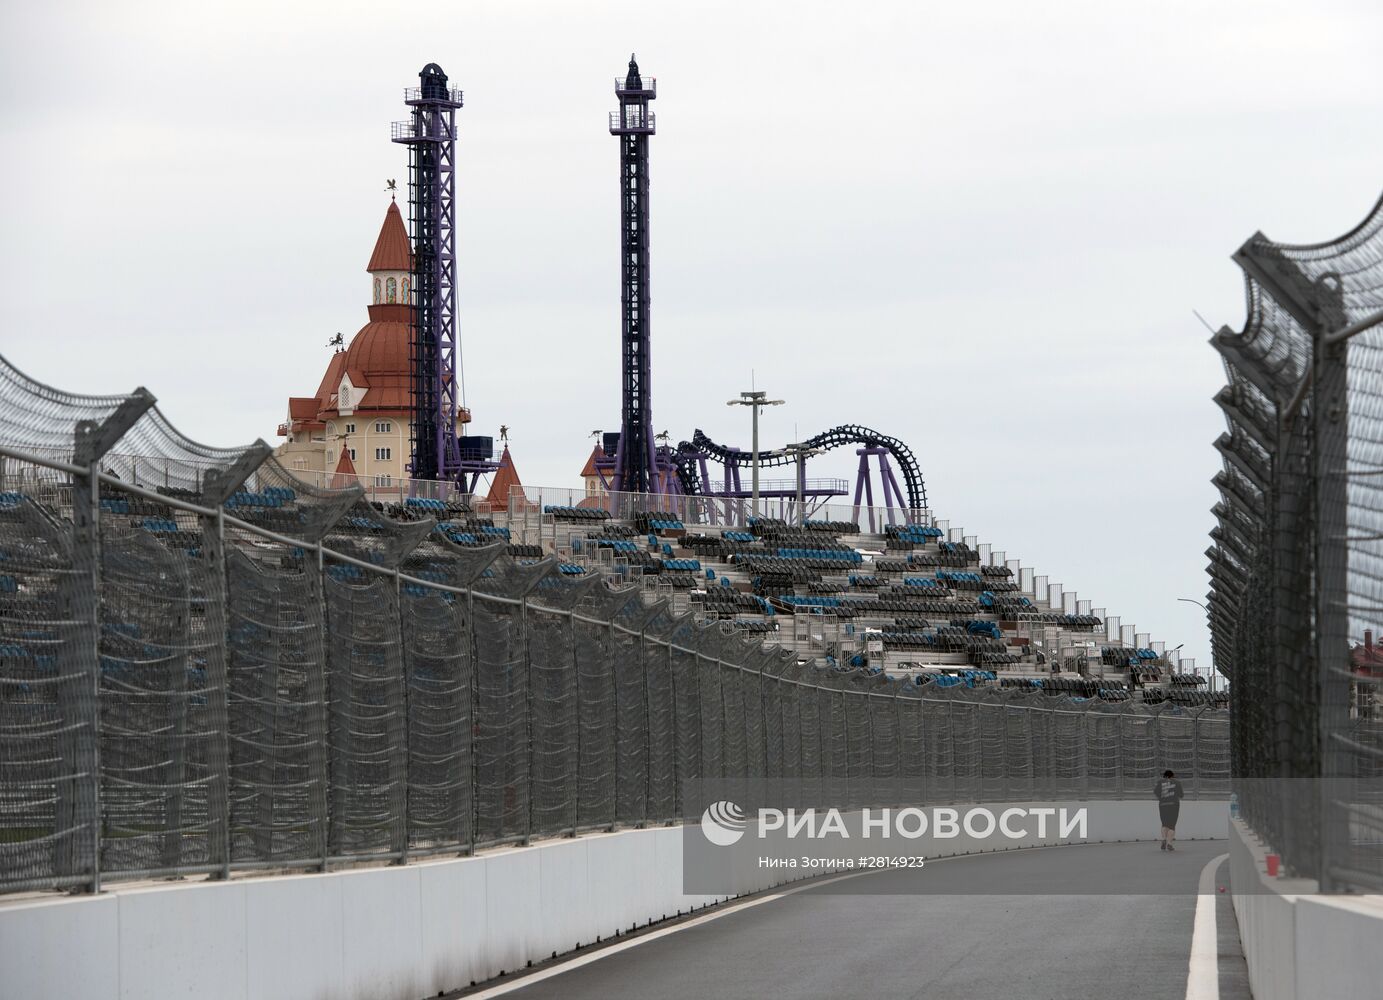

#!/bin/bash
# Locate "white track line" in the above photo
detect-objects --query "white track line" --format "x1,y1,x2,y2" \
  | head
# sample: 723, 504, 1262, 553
1186, 852, 1229, 1000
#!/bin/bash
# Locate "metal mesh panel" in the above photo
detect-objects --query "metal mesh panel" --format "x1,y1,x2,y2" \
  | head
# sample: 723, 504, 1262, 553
1002, 700, 1034, 800
1052, 704, 1088, 799
574, 612, 616, 830
762, 670, 786, 784
97, 512, 213, 877
0, 484, 93, 891
472, 600, 527, 845
0, 357, 141, 467
842, 681, 871, 809
528, 604, 575, 837
896, 693, 927, 805
868, 691, 900, 805
324, 572, 406, 860
697, 651, 724, 782
948, 696, 981, 801
642, 614, 679, 824
920, 694, 956, 803
818, 683, 848, 807
978, 697, 1008, 802
401, 591, 471, 853
741, 657, 767, 805
225, 544, 328, 867
527, 569, 595, 838
670, 646, 702, 790
720, 657, 748, 784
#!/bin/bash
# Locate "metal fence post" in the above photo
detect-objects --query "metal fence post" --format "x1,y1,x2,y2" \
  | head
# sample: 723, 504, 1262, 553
694, 651, 706, 780
69, 391, 154, 894
1191, 712, 1201, 800
1313, 302, 1351, 891
522, 595, 533, 846
667, 641, 678, 821
641, 629, 652, 828
393, 567, 409, 865
209, 506, 232, 879
569, 611, 581, 838
467, 590, 479, 856
315, 543, 330, 871
199, 449, 267, 880
65, 458, 104, 894
608, 617, 619, 830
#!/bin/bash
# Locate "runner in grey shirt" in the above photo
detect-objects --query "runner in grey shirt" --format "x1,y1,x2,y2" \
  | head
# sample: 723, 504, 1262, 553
1154, 770, 1184, 851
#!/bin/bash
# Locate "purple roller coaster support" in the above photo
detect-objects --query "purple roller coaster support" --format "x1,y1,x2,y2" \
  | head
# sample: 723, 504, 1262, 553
698, 454, 716, 524
727, 457, 745, 525
853, 447, 906, 531
853, 450, 876, 530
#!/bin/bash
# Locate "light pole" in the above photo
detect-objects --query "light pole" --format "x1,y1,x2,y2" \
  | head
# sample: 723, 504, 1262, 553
1176, 598, 1214, 692
727, 390, 784, 518
783, 441, 824, 525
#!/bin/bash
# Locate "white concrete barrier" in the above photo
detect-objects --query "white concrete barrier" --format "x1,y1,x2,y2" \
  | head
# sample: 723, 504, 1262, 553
0, 829, 747, 1000
0, 802, 1229, 1000
1230, 818, 1383, 1000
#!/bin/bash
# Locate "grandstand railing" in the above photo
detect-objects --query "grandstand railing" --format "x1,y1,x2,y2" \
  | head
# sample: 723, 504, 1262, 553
0, 355, 1229, 896
270, 469, 933, 535
1207, 192, 1383, 893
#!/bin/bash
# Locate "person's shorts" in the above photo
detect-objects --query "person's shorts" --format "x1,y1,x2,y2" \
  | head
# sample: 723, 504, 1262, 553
1159, 802, 1180, 829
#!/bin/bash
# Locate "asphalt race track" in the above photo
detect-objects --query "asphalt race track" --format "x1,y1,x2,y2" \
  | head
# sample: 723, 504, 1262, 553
462, 840, 1251, 1000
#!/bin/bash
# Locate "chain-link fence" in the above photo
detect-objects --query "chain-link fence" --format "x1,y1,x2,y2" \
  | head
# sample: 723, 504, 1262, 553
0, 355, 1229, 896
1209, 192, 1383, 892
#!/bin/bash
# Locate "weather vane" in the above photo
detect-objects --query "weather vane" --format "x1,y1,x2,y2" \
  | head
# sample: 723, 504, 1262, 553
326, 332, 344, 349
499, 424, 510, 443
385, 178, 397, 199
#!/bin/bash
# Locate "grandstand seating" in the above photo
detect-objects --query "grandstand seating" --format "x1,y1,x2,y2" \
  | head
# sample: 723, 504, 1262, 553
520, 497, 1200, 699
544, 505, 611, 523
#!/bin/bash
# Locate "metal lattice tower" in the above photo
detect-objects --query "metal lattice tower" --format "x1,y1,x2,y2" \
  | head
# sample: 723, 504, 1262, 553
609, 56, 657, 494
393, 63, 464, 482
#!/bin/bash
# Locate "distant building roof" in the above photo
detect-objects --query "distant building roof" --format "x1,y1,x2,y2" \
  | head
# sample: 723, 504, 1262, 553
485, 445, 528, 509
330, 447, 358, 489
1351, 633, 1383, 675
580, 443, 604, 478
367, 200, 412, 273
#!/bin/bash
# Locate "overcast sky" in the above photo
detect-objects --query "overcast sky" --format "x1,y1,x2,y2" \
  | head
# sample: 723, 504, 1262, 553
2, 0, 1381, 671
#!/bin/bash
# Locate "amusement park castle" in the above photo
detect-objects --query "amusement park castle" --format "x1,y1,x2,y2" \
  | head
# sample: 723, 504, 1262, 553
276, 200, 439, 489
273, 199, 524, 501
271, 57, 928, 520
256, 56, 1215, 695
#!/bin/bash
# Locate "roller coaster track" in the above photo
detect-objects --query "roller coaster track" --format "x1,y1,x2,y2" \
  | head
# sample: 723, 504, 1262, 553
674, 425, 927, 511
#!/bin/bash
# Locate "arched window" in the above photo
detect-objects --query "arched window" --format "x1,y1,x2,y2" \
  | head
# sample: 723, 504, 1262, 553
373, 278, 381, 304
386, 277, 397, 303
401, 276, 411, 303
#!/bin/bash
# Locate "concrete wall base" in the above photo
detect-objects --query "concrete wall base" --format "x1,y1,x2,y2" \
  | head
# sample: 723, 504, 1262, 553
1230, 817, 1383, 1000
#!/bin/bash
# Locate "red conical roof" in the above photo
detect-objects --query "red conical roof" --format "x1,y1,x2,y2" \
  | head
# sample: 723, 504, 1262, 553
367, 200, 412, 272
485, 446, 526, 508
579, 444, 604, 478
331, 447, 358, 489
